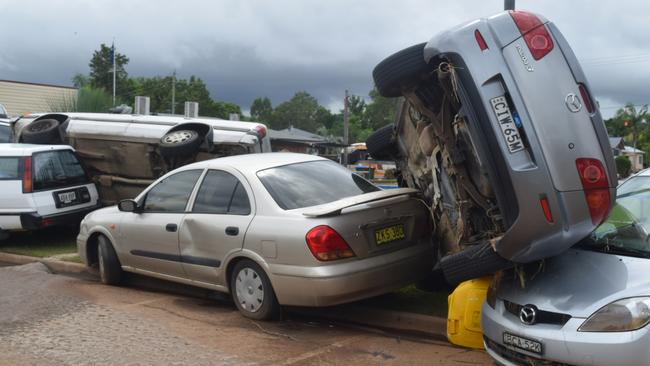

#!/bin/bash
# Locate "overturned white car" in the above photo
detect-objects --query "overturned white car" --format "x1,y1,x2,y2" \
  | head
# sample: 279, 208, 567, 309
9, 113, 271, 204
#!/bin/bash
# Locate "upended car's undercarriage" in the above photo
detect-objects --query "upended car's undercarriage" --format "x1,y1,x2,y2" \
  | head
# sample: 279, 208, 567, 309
389, 61, 505, 264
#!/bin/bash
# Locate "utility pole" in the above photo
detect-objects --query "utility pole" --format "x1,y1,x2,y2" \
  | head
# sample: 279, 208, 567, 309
343, 90, 349, 165
504, 0, 515, 10
171, 70, 176, 115
112, 38, 116, 106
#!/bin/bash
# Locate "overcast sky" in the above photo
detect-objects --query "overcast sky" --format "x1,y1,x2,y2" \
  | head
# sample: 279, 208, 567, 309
0, 0, 648, 117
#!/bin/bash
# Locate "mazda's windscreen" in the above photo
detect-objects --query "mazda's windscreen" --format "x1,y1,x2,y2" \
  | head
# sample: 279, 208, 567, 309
580, 176, 650, 257
257, 160, 379, 210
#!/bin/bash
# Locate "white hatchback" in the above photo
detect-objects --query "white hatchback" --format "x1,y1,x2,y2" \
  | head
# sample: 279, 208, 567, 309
0, 144, 99, 239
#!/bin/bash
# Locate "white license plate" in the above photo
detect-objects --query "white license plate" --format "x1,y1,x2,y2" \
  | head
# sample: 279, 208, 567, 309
490, 96, 525, 154
58, 191, 76, 204
503, 332, 542, 355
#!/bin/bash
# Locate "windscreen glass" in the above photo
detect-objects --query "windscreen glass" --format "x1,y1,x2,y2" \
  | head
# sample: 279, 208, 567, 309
581, 176, 650, 257
33, 150, 87, 191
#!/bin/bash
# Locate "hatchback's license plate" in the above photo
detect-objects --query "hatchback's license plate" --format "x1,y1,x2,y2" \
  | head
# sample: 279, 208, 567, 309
503, 332, 542, 355
58, 191, 77, 204
490, 96, 525, 154
375, 224, 405, 246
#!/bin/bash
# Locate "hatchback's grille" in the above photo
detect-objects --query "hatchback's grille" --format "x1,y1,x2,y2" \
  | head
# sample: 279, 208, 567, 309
485, 337, 575, 366
503, 300, 572, 326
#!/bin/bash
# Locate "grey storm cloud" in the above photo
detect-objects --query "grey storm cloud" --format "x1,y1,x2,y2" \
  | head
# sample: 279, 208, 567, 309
1, 0, 648, 116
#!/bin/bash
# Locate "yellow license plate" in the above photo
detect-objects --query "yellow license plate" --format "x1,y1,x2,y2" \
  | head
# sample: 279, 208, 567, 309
375, 224, 406, 246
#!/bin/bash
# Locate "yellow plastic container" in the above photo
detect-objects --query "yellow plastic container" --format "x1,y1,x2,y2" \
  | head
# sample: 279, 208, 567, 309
447, 276, 493, 349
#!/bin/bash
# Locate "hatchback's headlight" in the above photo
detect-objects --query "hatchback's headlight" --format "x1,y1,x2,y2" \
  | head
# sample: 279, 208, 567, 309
579, 297, 650, 332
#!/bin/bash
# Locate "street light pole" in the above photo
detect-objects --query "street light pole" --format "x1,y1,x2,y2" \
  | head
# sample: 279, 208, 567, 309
343, 90, 349, 165
171, 70, 176, 115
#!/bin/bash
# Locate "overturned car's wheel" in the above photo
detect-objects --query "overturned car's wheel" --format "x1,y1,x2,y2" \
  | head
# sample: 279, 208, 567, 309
366, 124, 398, 160
21, 119, 61, 144
98, 235, 123, 285
158, 129, 201, 158
440, 243, 512, 286
230, 260, 280, 320
373, 42, 430, 98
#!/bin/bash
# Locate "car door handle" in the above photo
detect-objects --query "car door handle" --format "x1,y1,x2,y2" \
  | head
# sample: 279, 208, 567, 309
225, 226, 239, 236
166, 223, 178, 232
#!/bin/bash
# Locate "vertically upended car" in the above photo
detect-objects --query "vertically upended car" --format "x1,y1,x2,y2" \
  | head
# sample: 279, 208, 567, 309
77, 153, 433, 320
366, 10, 616, 284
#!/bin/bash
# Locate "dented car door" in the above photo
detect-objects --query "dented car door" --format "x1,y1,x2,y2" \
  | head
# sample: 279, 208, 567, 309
178, 169, 254, 286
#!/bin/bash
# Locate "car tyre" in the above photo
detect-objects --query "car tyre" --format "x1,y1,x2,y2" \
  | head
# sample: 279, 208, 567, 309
440, 243, 512, 286
372, 42, 430, 98
158, 129, 201, 158
230, 260, 280, 320
98, 235, 123, 285
366, 124, 398, 160
21, 119, 61, 144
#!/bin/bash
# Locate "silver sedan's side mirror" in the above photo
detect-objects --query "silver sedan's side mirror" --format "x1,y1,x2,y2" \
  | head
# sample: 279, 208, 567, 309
118, 199, 139, 213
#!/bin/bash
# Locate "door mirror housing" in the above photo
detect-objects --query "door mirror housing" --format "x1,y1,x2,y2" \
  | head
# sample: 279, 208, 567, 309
118, 199, 139, 213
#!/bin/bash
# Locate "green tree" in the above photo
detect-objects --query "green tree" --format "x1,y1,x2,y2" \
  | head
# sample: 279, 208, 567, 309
614, 103, 648, 150
269, 91, 323, 131
362, 89, 399, 130
616, 155, 632, 178
347, 94, 366, 117
250, 97, 273, 122
72, 73, 90, 88
88, 44, 130, 102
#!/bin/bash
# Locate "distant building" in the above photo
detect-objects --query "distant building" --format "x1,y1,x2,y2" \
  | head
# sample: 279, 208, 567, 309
0, 79, 77, 116
609, 137, 624, 156
268, 126, 345, 161
622, 145, 645, 172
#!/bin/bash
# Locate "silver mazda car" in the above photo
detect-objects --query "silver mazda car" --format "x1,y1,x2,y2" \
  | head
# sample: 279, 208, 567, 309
483, 169, 650, 366
366, 10, 616, 284
77, 153, 433, 319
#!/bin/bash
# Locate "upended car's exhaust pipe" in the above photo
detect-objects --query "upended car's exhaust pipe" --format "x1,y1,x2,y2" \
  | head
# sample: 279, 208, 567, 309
439, 243, 513, 285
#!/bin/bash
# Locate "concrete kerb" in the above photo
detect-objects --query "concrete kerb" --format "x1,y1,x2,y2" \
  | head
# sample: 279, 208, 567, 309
0, 251, 448, 339
0, 251, 96, 276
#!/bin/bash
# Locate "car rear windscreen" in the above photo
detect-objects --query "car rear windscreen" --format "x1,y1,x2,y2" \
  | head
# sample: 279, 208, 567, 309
257, 160, 379, 210
0, 157, 19, 179
33, 150, 88, 191
0, 125, 10, 143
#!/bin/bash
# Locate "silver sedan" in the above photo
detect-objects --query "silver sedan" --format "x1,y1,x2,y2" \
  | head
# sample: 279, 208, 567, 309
77, 153, 433, 319
482, 169, 650, 366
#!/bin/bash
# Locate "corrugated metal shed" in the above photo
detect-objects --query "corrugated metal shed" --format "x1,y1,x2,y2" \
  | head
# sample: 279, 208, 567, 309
0, 80, 77, 116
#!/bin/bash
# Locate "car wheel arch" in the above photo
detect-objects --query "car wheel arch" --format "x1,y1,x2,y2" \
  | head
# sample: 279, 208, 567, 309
85, 228, 118, 266
223, 250, 272, 292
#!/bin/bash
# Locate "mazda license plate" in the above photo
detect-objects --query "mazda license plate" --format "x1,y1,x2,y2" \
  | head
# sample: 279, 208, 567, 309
503, 332, 542, 355
490, 96, 525, 154
375, 224, 405, 246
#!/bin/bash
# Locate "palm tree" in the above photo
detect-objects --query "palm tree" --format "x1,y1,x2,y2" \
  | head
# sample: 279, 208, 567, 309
616, 103, 648, 149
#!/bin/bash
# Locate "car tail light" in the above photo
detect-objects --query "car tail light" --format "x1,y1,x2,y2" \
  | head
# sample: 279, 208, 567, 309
576, 158, 610, 225
578, 83, 595, 114
22, 156, 33, 193
474, 30, 488, 51
254, 125, 267, 139
41, 218, 55, 227
305, 225, 355, 261
539, 196, 553, 223
510, 10, 554, 60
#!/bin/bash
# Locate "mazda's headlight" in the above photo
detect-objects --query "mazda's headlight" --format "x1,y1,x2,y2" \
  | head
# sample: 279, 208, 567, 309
579, 297, 650, 332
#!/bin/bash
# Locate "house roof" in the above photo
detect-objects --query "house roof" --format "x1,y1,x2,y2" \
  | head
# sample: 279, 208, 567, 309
609, 137, 624, 149
268, 126, 327, 143
623, 145, 645, 154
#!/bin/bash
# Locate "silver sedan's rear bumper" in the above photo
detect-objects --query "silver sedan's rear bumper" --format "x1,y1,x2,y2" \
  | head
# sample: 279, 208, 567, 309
267, 243, 433, 307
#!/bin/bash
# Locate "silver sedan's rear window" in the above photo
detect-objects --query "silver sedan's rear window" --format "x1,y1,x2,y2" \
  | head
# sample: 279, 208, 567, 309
257, 160, 379, 210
